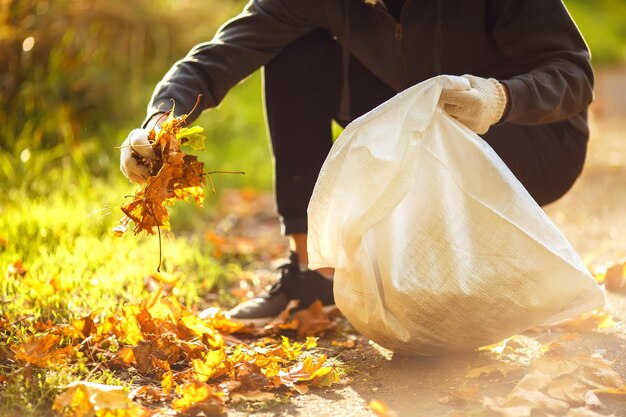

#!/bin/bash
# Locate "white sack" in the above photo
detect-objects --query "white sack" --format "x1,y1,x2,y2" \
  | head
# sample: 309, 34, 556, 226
307, 75, 605, 355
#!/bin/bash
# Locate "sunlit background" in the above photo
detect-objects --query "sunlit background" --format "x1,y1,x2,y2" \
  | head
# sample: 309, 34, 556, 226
1, 0, 625, 196
1, 1, 626, 415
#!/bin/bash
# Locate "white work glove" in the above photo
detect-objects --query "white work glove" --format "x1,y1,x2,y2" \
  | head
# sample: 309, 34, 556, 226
120, 129, 158, 183
439, 74, 508, 135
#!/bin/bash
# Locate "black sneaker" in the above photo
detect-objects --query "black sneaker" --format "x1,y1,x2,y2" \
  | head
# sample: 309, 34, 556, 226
228, 252, 335, 326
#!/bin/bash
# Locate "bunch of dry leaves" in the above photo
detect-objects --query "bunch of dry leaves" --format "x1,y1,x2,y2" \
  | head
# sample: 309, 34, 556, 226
8, 282, 340, 417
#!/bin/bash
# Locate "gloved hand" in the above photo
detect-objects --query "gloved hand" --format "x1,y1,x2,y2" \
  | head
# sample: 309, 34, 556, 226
439, 74, 508, 135
119, 129, 159, 183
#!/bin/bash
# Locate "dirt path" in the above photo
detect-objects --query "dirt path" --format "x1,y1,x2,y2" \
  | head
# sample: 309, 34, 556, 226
225, 68, 626, 417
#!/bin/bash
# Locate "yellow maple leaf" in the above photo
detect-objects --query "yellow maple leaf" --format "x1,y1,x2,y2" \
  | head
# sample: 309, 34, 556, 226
53, 381, 150, 417
162, 371, 174, 395
192, 348, 228, 382
172, 380, 225, 415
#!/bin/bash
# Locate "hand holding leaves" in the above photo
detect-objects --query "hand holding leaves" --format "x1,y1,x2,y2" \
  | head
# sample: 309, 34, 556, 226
115, 107, 207, 237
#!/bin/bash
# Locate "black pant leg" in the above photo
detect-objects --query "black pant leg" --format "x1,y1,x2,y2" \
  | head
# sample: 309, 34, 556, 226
263, 29, 395, 234
482, 115, 588, 205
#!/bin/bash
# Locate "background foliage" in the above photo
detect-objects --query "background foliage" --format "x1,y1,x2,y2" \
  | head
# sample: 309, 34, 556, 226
1, 1, 625, 416
1, 0, 625, 196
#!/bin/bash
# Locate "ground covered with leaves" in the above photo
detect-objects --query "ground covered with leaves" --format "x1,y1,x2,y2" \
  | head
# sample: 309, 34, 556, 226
3, 181, 626, 417
3, 86, 626, 417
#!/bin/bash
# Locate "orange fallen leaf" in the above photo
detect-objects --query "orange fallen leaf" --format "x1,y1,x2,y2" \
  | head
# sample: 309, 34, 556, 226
277, 354, 339, 393
292, 300, 333, 337
162, 371, 174, 395
52, 381, 151, 417
12, 334, 73, 368
131, 385, 172, 404
591, 257, 626, 291
548, 309, 615, 332
331, 335, 357, 349
448, 383, 481, 403
172, 380, 225, 416
465, 362, 523, 379
369, 399, 397, 417
192, 348, 228, 382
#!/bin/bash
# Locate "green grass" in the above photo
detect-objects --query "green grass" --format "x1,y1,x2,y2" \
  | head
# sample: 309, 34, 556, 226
0, 173, 249, 416
565, 0, 626, 64
0, 179, 225, 318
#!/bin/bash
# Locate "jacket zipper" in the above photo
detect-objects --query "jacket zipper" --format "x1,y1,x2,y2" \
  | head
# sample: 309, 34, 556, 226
370, 1, 409, 84
395, 23, 403, 40
371, 2, 405, 41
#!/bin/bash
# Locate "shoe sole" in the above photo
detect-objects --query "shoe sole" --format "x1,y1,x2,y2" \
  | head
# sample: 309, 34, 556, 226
233, 304, 339, 328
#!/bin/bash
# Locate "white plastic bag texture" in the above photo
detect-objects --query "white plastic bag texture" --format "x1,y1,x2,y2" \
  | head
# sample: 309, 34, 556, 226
307, 75, 605, 355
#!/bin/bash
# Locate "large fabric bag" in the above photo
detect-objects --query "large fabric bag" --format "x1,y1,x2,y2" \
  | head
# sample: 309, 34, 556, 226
307, 75, 605, 355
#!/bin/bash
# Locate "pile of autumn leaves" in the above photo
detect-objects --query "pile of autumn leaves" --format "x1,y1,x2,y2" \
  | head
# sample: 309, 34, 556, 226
10, 284, 339, 417
4, 110, 338, 416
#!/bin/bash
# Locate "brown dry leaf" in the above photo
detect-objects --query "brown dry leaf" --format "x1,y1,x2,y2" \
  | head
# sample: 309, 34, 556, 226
511, 372, 552, 393
465, 362, 523, 379
448, 383, 481, 403
530, 352, 580, 378
131, 385, 172, 404
262, 300, 300, 333
292, 300, 333, 337
481, 396, 532, 417
53, 381, 151, 417
576, 353, 624, 390
12, 334, 73, 368
482, 372, 570, 416
172, 380, 225, 416
231, 362, 268, 392
331, 334, 358, 349
72, 314, 96, 339
152, 333, 185, 365
131, 341, 156, 375
546, 376, 601, 406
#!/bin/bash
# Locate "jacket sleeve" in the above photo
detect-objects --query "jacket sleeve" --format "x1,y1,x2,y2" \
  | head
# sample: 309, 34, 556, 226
143, 0, 326, 125
490, 0, 594, 125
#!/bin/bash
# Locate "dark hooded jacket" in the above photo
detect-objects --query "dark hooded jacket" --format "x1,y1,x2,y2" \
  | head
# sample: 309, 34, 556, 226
145, 0, 593, 140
